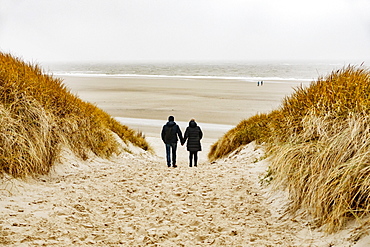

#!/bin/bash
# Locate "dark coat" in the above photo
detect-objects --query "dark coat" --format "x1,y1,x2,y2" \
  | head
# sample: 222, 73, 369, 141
161, 121, 183, 144
183, 121, 203, 152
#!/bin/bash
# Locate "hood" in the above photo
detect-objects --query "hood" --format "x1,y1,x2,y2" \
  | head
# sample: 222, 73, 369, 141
166, 121, 176, 127
189, 120, 197, 128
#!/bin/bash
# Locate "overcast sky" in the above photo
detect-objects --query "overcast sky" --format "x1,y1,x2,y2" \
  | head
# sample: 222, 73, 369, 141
0, 0, 369, 63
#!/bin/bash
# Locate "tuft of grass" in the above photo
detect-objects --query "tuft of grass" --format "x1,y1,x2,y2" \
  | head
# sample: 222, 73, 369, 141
268, 113, 370, 232
0, 52, 151, 178
208, 112, 277, 162
274, 66, 370, 142
208, 65, 370, 232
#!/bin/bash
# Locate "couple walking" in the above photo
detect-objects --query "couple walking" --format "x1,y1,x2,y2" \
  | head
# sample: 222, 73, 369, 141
161, 116, 203, 168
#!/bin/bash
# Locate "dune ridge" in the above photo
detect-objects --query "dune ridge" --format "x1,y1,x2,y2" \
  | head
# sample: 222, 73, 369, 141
0, 53, 150, 178
209, 65, 370, 232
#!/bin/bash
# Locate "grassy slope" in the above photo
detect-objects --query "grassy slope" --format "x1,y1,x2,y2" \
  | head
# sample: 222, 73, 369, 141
208, 66, 370, 232
0, 53, 151, 178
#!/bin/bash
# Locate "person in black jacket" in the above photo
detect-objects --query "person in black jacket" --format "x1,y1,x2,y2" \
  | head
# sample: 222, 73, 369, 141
161, 116, 183, 168
182, 119, 203, 167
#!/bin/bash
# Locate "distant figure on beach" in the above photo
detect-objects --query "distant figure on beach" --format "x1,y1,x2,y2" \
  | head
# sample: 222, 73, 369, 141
161, 116, 183, 168
261, 80, 264, 86
257, 81, 260, 86
182, 119, 203, 167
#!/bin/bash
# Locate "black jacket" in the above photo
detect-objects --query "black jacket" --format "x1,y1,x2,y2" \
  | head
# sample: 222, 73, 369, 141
183, 121, 203, 152
161, 121, 183, 144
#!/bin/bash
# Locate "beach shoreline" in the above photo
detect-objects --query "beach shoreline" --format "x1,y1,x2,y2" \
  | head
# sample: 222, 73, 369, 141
61, 74, 305, 129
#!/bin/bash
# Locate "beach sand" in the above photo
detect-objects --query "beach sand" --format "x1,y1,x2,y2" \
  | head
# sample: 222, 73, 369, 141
61, 75, 301, 127
1, 75, 368, 246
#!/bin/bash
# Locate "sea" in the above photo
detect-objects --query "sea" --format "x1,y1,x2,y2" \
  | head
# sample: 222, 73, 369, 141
44, 61, 354, 84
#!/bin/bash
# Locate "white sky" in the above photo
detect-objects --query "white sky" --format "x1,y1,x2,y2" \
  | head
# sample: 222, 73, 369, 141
0, 0, 369, 63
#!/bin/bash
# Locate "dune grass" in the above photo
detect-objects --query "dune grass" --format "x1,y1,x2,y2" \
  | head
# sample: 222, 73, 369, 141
208, 112, 277, 162
0, 52, 151, 178
208, 65, 370, 232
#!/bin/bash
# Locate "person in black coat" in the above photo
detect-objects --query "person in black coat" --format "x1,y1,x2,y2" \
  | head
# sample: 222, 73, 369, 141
161, 116, 183, 168
182, 119, 203, 167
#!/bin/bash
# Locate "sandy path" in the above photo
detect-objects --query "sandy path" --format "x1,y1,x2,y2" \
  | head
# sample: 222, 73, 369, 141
0, 140, 367, 246
0, 142, 298, 246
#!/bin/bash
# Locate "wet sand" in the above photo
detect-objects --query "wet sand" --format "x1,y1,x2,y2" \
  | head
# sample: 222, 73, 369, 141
61, 75, 303, 131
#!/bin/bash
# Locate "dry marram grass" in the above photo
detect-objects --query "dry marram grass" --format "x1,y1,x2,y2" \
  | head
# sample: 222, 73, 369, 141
208, 65, 370, 232
0, 52, 151, 178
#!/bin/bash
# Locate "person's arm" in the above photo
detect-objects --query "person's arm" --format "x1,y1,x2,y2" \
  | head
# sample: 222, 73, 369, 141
161, 126, 166, 143
177, 125, 184, 144
199, 127, 203, 140
182, 128, 188, 145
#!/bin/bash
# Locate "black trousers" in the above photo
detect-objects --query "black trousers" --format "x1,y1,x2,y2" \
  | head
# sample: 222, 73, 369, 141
189, 151, 198, 167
